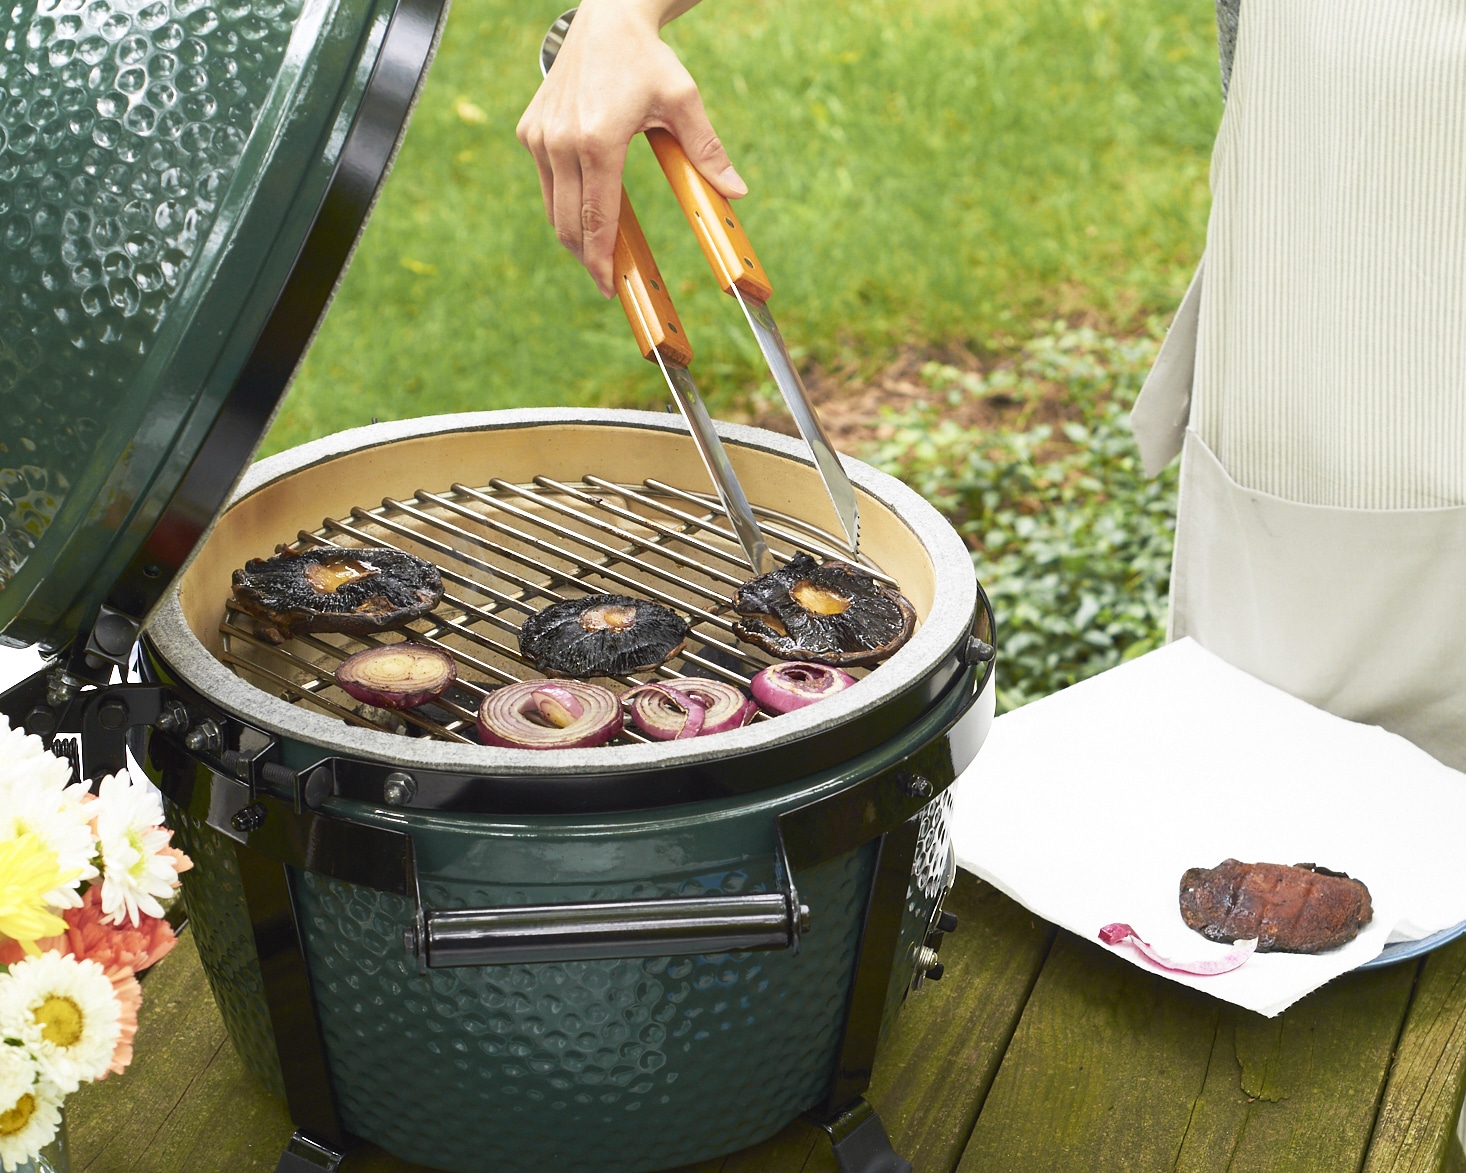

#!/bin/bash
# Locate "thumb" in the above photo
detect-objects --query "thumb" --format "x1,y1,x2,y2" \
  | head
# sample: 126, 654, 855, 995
662, 91, 747, 199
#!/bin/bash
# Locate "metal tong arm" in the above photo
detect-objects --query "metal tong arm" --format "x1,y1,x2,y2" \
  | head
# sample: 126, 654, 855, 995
644, 128, 860, 555
610, 192, 774, 573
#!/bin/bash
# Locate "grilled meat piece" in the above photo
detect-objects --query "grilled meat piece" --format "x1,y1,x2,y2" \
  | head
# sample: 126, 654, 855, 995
732, 552, 916, 667
518, 594, 689, 678
231, 546, 442, 643
1179, 859, 1373, 954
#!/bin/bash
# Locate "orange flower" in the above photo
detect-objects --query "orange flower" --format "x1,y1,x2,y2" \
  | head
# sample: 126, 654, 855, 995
0, 885, 177, 973
99, 968, 141, 1078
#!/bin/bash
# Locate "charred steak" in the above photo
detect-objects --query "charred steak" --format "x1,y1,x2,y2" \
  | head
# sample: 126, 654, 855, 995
1179, 859, 1372, 954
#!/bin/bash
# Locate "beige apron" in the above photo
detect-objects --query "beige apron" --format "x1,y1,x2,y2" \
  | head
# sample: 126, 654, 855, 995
1131, 0, 1466, 770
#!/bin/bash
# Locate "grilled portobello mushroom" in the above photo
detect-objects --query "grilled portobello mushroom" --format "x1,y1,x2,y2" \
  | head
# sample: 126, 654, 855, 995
231, 546, 442, 643
1179, 859, 1373, 954
732, 552, 916, 667
519, 594, 689, 678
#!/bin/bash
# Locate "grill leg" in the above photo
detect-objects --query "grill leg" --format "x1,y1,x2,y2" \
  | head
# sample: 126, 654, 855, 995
276, 1131, 348, 1172
813, 1098, 912, 1173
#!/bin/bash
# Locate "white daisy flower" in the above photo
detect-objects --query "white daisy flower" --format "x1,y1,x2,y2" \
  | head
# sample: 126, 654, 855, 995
0, 1043, 63, 1173
0, 953, 121, 1095
0, 717, 97, 911
91, 770, 180, 927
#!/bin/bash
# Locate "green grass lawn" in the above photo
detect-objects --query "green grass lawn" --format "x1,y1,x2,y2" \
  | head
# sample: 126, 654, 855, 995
262, 0, 1222, 455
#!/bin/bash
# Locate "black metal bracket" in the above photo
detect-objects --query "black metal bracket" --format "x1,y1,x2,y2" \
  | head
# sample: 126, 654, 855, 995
810, 1098, 912, 1173
275, 1129, 349, 1172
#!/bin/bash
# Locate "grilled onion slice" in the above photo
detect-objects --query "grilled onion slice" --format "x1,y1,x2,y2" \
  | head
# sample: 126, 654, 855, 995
231, 546, 442, 644
732, 553, 915, 667
334, 644, 456, 710
622, 680, 758, 740
518, 595, 689, 677
750, 662, 857, 713
477, 680, 623, 749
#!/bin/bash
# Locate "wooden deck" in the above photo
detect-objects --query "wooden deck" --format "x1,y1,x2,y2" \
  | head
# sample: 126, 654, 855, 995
68, 870, 1466, 1172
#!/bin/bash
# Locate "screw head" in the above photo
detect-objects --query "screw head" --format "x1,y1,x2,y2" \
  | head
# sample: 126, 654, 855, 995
383, 771, 417, 806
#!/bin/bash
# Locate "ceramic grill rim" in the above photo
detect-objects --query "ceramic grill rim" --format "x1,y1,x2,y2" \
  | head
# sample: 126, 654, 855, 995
146, 408, 982, 781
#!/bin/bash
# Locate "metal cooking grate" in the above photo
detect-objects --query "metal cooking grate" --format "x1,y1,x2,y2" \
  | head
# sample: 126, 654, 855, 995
218, 474, 900, 745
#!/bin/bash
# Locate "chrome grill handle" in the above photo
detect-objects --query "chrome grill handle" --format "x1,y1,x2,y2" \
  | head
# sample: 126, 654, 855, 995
407, 890, 808, 969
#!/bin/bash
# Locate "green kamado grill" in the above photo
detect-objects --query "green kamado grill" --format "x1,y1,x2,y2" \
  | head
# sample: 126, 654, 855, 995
0, 1, 999, 1171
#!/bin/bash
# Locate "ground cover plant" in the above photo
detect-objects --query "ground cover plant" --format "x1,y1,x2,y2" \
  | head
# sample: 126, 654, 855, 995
263, 0, 1221, 453
864, 324, 1176, 711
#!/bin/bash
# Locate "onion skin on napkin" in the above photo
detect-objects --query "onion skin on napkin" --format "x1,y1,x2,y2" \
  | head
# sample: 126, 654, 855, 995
1179, 860, 1374, 954
1098, 923, 1257, 975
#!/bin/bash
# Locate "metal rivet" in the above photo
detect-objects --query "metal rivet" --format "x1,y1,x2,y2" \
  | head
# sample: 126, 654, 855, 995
742, 256, 755, 268
97, 697, 129, 730
667, 321, 679, 333
649, 279, 660, 291
383, 771, 417, 806
724, 216, 735, 228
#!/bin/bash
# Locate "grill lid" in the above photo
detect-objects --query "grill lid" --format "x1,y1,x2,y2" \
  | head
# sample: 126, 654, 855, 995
0, 0, 447, 658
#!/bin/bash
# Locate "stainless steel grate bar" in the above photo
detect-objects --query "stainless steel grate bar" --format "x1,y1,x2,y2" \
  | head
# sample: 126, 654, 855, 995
219, 476, 873, 745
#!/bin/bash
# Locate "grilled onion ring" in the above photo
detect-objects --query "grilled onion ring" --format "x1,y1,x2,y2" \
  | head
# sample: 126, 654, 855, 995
622, 680, 758, 740
476, 680, 622, 749
751, 662, 857, 713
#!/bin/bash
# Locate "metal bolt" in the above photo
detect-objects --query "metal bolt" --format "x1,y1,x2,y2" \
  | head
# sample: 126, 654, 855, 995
45, 670, 81, 709
97, 697, 130, 730
183, 719, 221, 755
24, 706, 57, 739
155, 702, 189, 734
901, 772, 933, 799
230, 802, 267, 833
382, 771, 417, 806
963, 636, 996, 665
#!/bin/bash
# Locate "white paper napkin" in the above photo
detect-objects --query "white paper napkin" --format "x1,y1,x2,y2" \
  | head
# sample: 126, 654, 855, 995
951, 637, 1466, 1016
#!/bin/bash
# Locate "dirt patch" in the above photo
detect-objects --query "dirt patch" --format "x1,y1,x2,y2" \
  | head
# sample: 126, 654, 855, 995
730, 341, 1097, 456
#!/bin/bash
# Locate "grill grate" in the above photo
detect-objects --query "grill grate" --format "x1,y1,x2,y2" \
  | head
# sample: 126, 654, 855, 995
219, 474, 898, 745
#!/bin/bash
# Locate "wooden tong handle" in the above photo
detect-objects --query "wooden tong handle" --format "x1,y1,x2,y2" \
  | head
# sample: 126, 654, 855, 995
645, 128, 774, 303
613, 186, 694, 368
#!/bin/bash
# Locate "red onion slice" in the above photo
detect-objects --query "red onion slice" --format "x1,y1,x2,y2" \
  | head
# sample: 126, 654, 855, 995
750, 662, 857, 714
622, 680, 757, 741
334, 643, 456, 710
1098, 923, 1257, 976
477, 679, 622, 749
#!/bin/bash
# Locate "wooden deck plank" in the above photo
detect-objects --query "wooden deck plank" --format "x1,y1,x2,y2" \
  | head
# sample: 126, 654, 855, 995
1363, 937, 1466, 1173
678, 873, 1057, 1173
1174, 961, 1415, 1172
957, 931, 1418, 1173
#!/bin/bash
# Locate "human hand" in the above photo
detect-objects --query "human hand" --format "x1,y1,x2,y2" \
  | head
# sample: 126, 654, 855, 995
516, 0, 747, 298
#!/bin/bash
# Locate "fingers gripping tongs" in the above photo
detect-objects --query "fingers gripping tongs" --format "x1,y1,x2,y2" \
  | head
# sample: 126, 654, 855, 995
540, 11, 860, 568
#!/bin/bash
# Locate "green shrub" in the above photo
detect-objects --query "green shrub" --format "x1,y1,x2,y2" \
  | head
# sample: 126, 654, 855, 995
865, 324, 1177, 711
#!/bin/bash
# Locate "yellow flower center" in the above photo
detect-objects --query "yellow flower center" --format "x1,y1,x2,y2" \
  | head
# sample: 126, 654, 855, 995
34, 994, 85, 1048
0, 1093, 36, 1137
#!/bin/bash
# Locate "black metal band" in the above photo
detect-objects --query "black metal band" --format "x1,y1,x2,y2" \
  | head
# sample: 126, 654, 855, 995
104, 0, 447, 627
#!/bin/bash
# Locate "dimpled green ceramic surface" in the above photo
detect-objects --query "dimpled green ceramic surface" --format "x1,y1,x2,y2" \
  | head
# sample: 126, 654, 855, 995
164, 726, 955, 1172
0, 0, 397, 650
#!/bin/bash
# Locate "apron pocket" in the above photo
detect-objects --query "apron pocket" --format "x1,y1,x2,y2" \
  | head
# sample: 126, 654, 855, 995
1172, 430, 1466, 771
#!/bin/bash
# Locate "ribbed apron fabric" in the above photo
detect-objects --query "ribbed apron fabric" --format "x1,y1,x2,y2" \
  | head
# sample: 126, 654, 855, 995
1130, 0, 1466, 770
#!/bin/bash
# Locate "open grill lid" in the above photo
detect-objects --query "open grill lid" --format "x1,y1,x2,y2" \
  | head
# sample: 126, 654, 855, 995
0, 0, 447, 660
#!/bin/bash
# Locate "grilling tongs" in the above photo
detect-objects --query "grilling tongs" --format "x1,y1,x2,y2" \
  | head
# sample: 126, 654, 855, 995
540, 11, 860, 568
